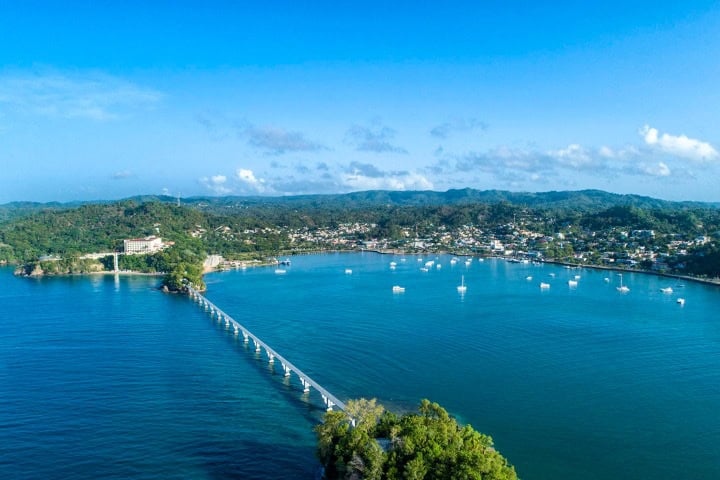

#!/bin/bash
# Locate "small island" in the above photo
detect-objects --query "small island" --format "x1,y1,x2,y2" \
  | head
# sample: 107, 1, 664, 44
315, 398, 517, 480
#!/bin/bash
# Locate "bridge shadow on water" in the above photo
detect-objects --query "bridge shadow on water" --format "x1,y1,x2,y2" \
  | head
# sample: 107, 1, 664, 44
206, 312, 331, 426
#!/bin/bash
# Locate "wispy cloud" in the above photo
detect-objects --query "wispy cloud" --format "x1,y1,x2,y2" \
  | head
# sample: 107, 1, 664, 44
640, 125, 718, 163
111, 170, 135, 180
345, 122, 407, 154
240, 125, 326, 155
0, 70, 162, 121
430, 118, 487, 138
438, 139, 680, 185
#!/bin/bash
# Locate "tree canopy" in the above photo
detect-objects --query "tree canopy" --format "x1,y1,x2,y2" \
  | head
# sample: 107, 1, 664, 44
315, 398, 518, 480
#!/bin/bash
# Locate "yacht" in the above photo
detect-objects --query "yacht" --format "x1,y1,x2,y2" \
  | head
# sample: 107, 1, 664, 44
540, 282, 551, 289
616, 274, 630, 293
457, 275, 467, 294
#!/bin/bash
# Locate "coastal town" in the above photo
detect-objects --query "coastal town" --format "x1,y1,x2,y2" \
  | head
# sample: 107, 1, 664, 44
196, 219, 718, 281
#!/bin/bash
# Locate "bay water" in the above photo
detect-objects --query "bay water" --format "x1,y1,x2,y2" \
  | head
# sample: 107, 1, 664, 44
1, 253, 719, 479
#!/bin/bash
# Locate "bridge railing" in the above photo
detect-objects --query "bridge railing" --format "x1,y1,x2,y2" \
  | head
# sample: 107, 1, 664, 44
186, 286, 347, 413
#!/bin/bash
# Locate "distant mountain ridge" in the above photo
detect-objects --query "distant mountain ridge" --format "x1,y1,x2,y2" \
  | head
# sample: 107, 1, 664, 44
1, 189, 718, 221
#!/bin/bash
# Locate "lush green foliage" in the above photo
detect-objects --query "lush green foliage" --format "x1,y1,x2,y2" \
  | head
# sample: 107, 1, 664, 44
2, 192, 720, 280
315, 399, 518, 480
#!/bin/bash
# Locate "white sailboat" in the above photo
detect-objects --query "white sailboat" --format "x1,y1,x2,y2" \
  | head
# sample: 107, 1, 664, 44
457, 275, 467, 294
616, 274, 630, 293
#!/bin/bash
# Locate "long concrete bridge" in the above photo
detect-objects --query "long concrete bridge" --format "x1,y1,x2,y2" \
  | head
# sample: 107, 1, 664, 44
186, 286, 347, 413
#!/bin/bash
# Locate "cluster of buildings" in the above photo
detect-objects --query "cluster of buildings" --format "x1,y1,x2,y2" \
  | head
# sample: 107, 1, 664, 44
172, 218, 718, 278
122, 236, 171, 255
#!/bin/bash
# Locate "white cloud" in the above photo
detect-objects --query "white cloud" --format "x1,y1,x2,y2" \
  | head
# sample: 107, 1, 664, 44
0, 69, 162, 121
199, 174, 232, 195
640, 125, 718, 163
636, 161, 671, 177
549, 144, 601, 170
342, 171, 433, 191
236, 168, 267, 193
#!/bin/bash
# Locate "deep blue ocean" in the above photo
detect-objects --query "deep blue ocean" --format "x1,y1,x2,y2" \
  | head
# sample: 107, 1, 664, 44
1, 253, 719, 479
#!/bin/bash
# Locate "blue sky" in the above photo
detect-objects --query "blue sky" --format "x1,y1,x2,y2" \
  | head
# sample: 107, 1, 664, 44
1, 1, 719, 202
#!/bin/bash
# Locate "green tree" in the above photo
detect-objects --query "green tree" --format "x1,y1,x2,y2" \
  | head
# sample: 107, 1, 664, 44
316, 399, 518, 480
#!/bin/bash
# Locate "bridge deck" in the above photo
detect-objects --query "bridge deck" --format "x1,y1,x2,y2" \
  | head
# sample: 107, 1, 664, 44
187, 287, 346, 412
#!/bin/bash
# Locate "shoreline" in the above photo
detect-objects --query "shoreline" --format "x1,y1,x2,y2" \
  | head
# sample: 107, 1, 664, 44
12, 248, 720, 290
541, 259, 720, 287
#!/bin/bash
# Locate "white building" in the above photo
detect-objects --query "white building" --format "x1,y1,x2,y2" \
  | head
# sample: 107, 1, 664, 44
123, 236, 164, 255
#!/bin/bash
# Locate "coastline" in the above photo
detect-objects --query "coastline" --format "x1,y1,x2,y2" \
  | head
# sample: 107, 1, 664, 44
14, 248, 720, 290
542, 259, 720, 287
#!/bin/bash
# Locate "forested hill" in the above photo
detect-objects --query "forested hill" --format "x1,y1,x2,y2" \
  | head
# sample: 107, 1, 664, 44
2, 189, 718, 221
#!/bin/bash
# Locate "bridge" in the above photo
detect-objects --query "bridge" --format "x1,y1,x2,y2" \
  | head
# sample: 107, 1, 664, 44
186, 286, 347, 413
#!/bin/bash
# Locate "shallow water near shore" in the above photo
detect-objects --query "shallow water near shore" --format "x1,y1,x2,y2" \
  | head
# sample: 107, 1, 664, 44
2, 253, 719, 479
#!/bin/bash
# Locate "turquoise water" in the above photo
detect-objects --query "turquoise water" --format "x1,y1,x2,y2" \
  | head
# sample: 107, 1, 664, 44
2, 253, 719, 479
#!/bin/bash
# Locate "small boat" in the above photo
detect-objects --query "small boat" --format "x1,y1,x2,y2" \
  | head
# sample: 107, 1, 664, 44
400, 258, 407, 262
465, 260, 471, 267
478, 258, 484, 262
420, 267, 429, 272
508, 258, 521, 263
279, 259, 292, 266
392, 285, 405, 293
677, 298, 685, 305
616, 274, 630, 293
436, 264, 442, 269
526, 276, 533, 281
604, 277, 610, 283
275, 269, 286, 275
549, 273, 556, 278
574, 275, 581, 280
450, 258, 458, 265
540, 282, 550, 289
345, 269, 353, 275
390, 265, 396, 270
425, 260, 435, 267
568, 280, 578, 287
390, 261, 397, 267
660, 287, 673, 294
417, 258, 423, 262
457, 275, 467, 294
